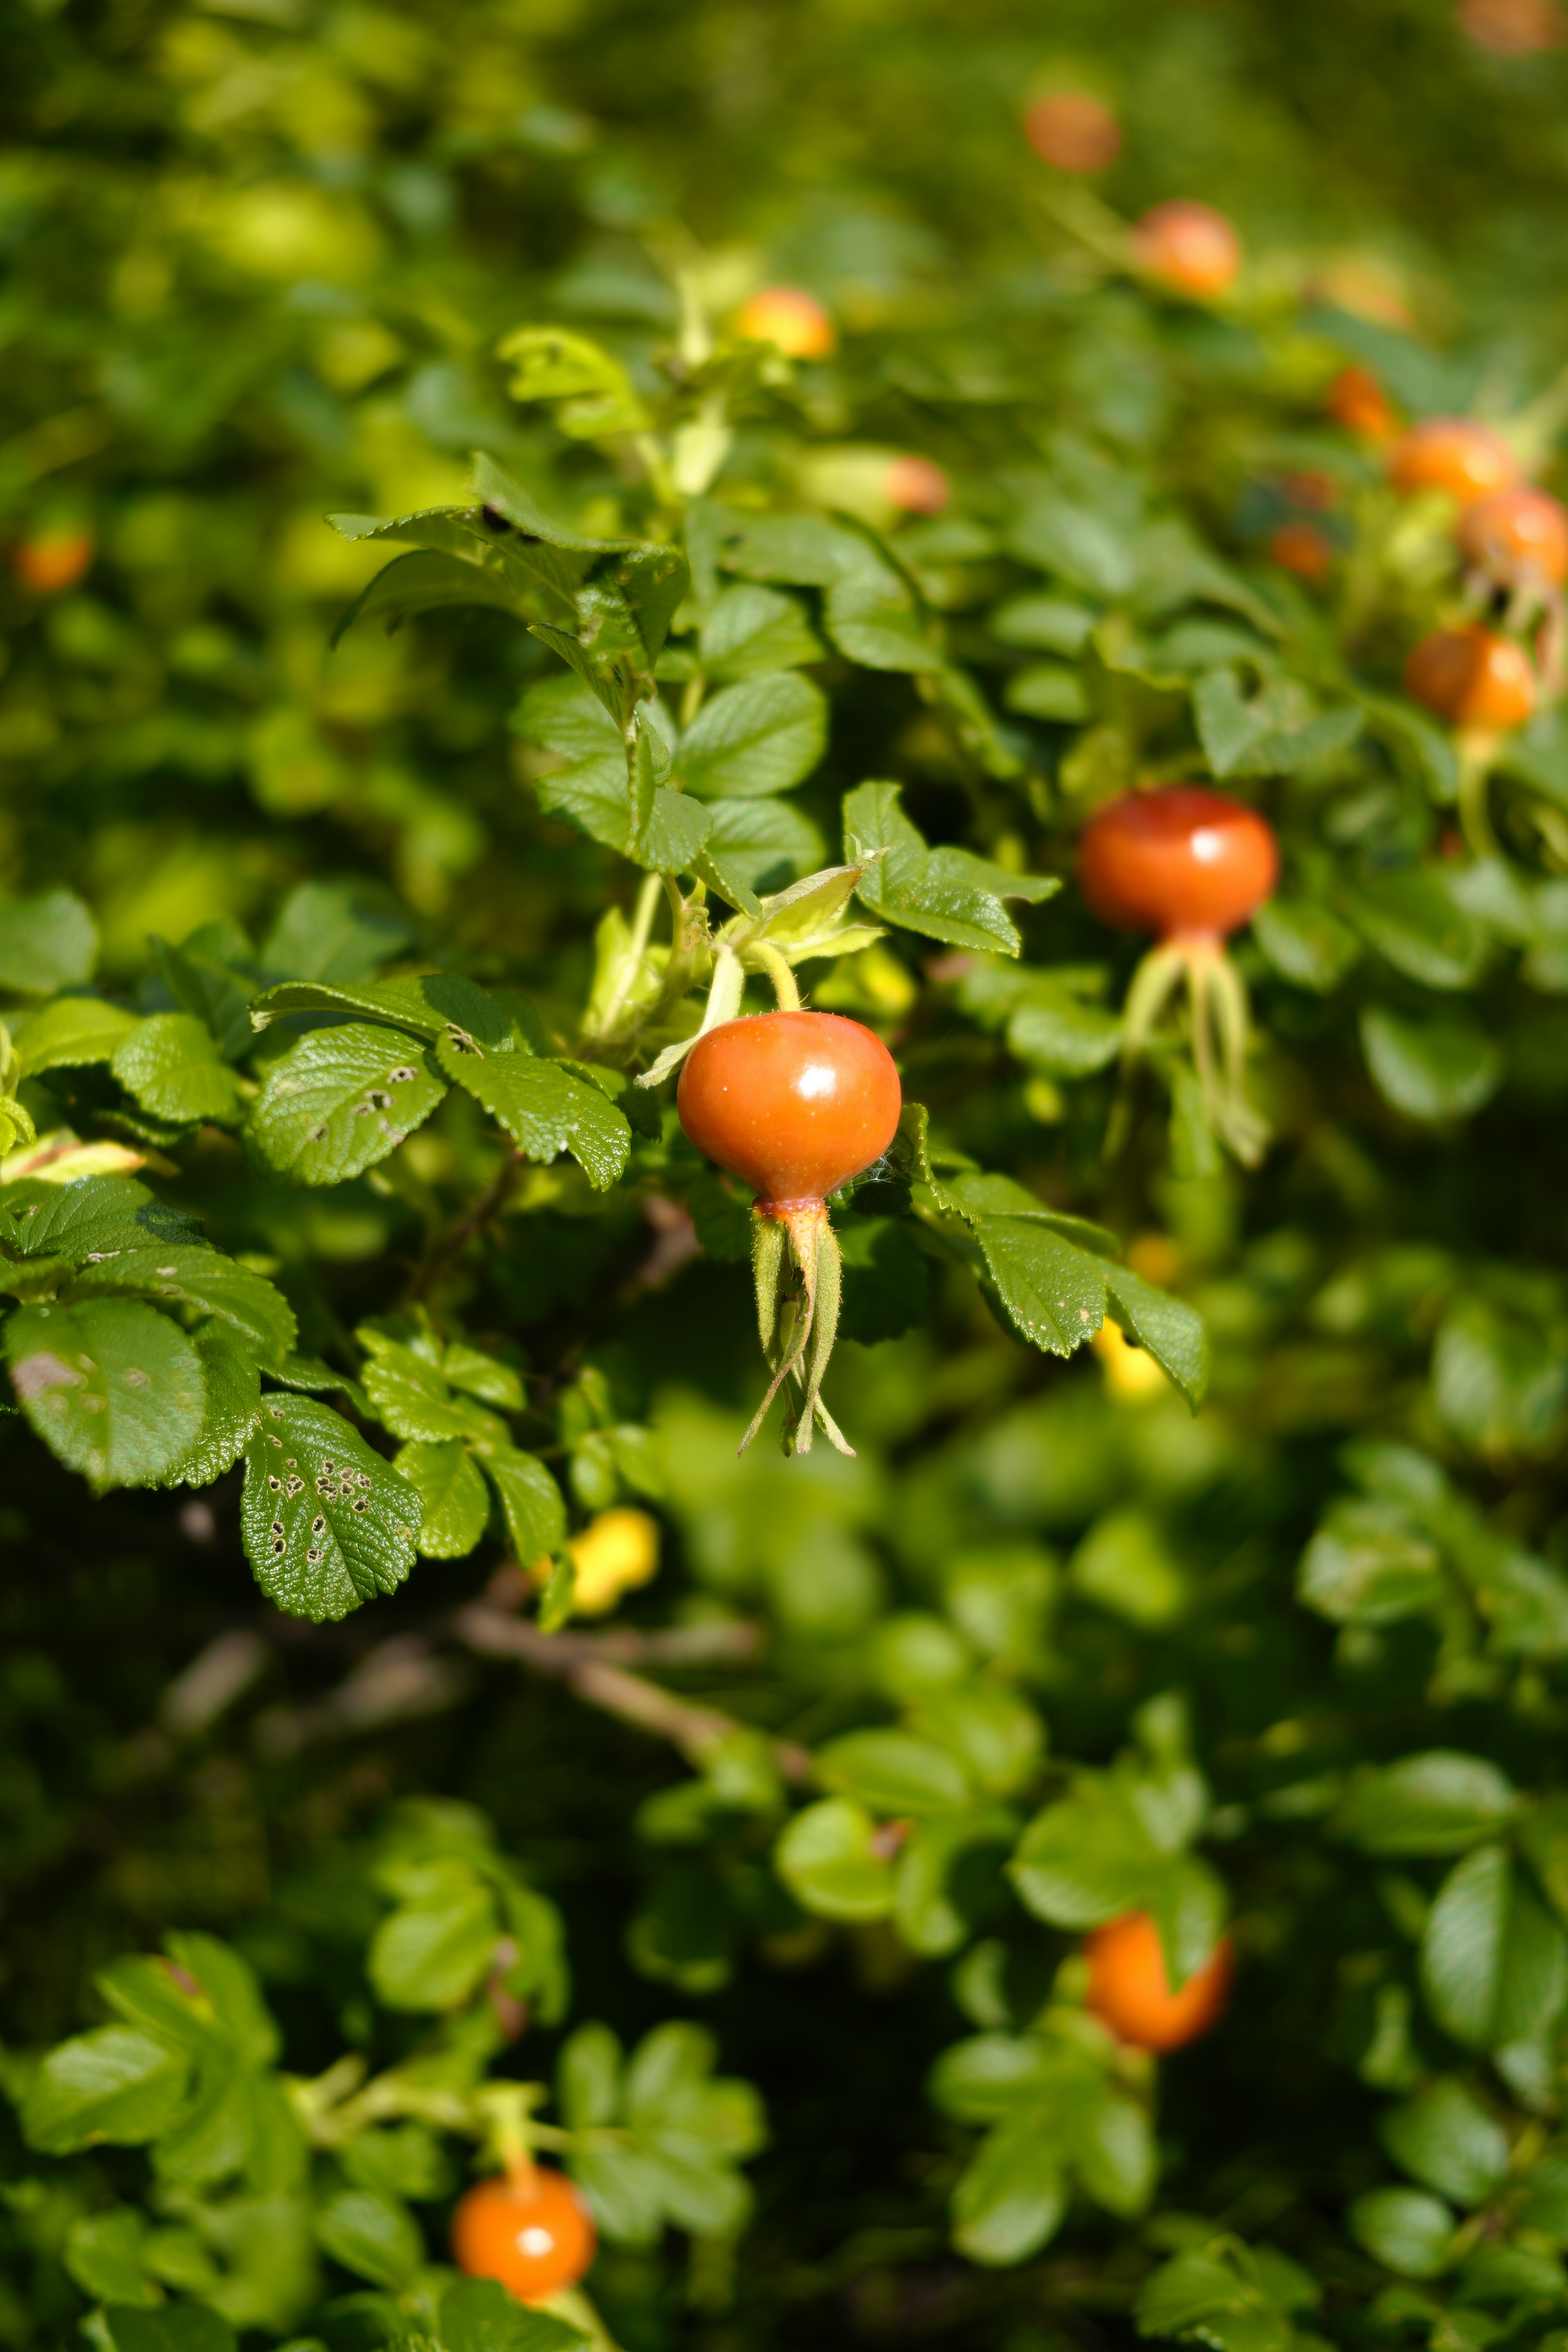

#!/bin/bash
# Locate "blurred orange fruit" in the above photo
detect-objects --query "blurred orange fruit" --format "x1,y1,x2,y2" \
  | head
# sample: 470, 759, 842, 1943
1023, 91, 1122, 173
1130, 201, 1241, 298
734, 287, 835, 359
1084, 1912, 1234, 2052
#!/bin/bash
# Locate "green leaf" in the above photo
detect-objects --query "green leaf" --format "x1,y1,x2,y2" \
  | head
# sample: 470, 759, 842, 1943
13, 993, 141, 1074
100, 2305, 236, 2352
260, 883, 412, 984
332, 548, 528, 648
1103, 1262, 1210, 1409
369, 1864, 498, 2009
698, 584, 824, 679
1348, 872, 1489, 991
1002, 661, 1091, 722
0, 1174, 197, 1265
361, 1332, 499, 1442
7, 1297, 206, 1491
1419, 1843, 1568, 2051
163, 1319, 263, 1486
845, 782, 1058, 955
241, 1394, 419, 1623
435, 1036, 630, 1189
314, 2188, 423, 2290
717, 512, 882, 588
1381, 2077, 1509, 2203
950, 2119, 1067, 2265
481, 1446, 567, 1561
109, 1012, 241, 1126
152, 935, 256, 1061
1360, 1005, 1502, 1123
823, 572, 943, 672
1297, 1497, 1446, 1624
394, 1440, 491, 1557
774, 1797, 896, 1920
965, 1205, 1108, 1357
1252, 898, 1362, 993
1334, 1754, 1518, 1857
67, 1247, 296, 1368
0, 889, 98, 992
1004, 987, 1123, 1077
677, 672, 827, 798
250, 972, 510, 1046
1348, 2187, 1455, 2279
65, 2209, 157, 2306
496, 323, 650, 438
247, 1025, 447, 1185
440, 2278, 589, 2352
20, 2025, 190, 2153
814, 1729, 971, 1815
696, 796, 826, 910
1070, 1508, 1189, 1629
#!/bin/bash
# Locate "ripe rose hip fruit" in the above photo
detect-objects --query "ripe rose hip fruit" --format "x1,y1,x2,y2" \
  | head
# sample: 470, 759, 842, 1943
1077, 788, 1279, 942
9, 529, 93, 595
884, 454, 949, 514
678, 1012, 902, 1457
1460, 0, 1565, 53
733, 287, 835, 359
1457, 486, 1568, 585
1269, 520, 1334, 582
677, 1011, 902, 1208
1129, 201, 1240, 298
1084, 1912, 1234, 2053
1326, 365, 1396, 442
1404, 625, 1536, 731
1023, 90, 1121, 173
1388, 418, 1519, 505
452, 2169, 596, 2302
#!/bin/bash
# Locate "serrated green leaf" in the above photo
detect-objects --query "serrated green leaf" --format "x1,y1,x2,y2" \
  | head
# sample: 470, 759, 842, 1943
844, 782, 1058, 955
161, 1319, 263, 1486
1103, 1261, 1210, 1409
241, 1394, 419, 1622
1360, 1005, 1502, 1123
247, 1024, 447, 1184
250, 971, 510, 1046
1335, 1753, 1518, 1857
360, 1332, 503, 1443
440, 2277, 589, 2352
677, 673, 828, 798
0, 1174, 198, 1264
482, 1445, 566, 1561
695, 797, 825, 912
393, 1440, 491, 1557
7, 1296, 206, 1490
66, 1247, 296, 1366
260, 883, 412, 985
435, 1035, 630, 1188
699, 583, 824, 679
332, 548, 527, 648
13, 993, 141, 1074
21, 2026, 191, 2154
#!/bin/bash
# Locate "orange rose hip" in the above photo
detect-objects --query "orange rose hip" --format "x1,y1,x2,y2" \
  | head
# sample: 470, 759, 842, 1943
1076, 788, 1279, 942
1404, 625, 1535, 731
1388, 418, 1519, 504
677, 1011, 902, 1208
1130, 201, 1240, 298
1457, 486, 1568, 585
733, 287, 835, 359
452, 2169, 596, 2302
1084, 1911, 1234, 2053
1023, 91, 1121, 173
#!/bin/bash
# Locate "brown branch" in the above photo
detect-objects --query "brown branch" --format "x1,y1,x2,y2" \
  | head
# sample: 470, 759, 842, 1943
452, 1601, 811, 1783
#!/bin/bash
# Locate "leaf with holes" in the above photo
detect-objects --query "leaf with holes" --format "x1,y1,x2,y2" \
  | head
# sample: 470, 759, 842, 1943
435, 1037, 630, 1189
241, 1394, 419, 1623
6, 1297, 206, 1492
248, 1025, 447, 1184
66, 1247, 296, 1368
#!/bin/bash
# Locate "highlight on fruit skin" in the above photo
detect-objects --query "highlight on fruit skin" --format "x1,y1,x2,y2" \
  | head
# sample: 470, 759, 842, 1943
1129, 200, 1240, 298
1022, 89, 1121, 173
884, 454, 950, 514
733, 286, 835, 359
1325, 364, 1397, 443
1403, 624, 1536, 731
677, 1010, 902, 1458
1457, 485, 1568, 586
1076, 787, 1280, 943
1388, 417, 1519, 505
1083, 1911, 1234, 2053
1269, 520, 1334, 582
451, 2167, 597, 2303
9, 528, 94, 595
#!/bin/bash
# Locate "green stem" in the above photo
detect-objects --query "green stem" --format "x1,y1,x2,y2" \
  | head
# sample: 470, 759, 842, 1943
590, 871, 662, 1042
754, 942, 801, 1010
1457, 731, 1501, 861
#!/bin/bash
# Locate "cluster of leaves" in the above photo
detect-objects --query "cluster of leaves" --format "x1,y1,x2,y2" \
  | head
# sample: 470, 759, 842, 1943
13, 2, 1568, 2350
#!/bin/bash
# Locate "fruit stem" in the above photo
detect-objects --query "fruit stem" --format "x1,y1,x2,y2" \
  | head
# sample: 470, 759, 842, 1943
753, 942, 801, 1011
474, 2080, 544, 2198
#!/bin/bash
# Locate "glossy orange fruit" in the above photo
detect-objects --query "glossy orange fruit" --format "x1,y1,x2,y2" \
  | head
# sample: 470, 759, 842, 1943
452, 2170, 596, 2302
1023, 91, 1122, 173
1084, 1912, 1234, 2052
1269, 521, 1334, 581
884, 455, 950, 514
1076, 788, 1280, 942
677, 1011, 902, 1209
1403, 625, 1536, 730
733, 287, 835, 360
1129, 201, 1241, 298
1325, 365, 1397, 443
1457, 486, 1568, 585
1388, 418, 1519, 505
10, 530, 94, 595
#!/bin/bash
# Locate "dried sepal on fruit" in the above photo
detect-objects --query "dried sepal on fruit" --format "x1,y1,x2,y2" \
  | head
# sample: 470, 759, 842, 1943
1077, 788, 1279, 1166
